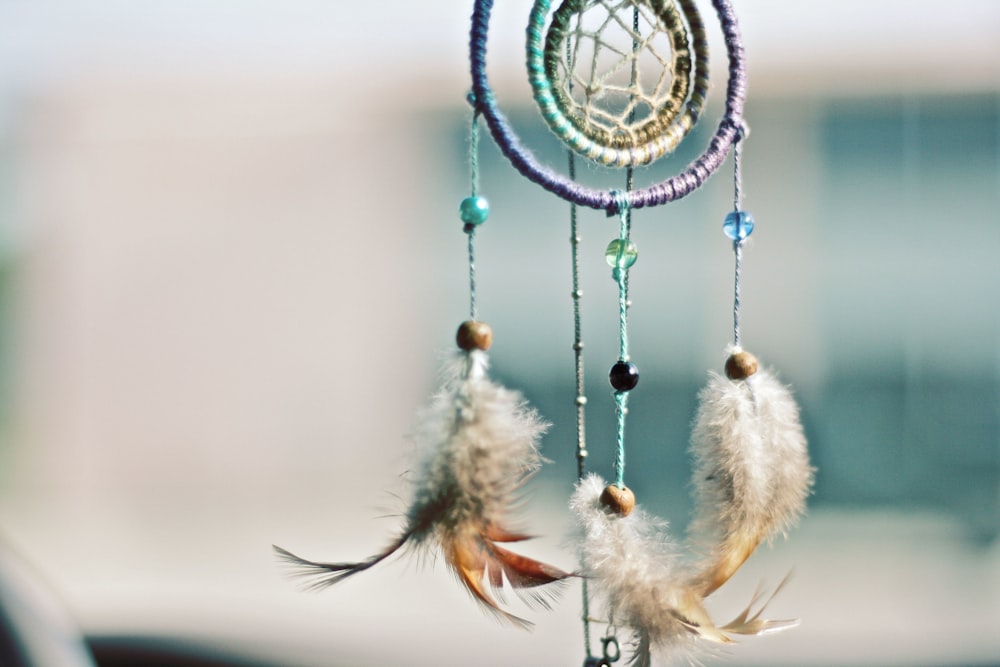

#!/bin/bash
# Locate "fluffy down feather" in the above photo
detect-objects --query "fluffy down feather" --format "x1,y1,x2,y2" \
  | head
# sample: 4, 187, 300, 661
688, 354, 814, 596
275, 349, 571, 627
571, 475, 796, 666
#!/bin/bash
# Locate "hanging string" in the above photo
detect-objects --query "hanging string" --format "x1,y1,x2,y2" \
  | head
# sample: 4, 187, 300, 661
729, 122, 749, 348
462, 107, 486, 322
467, 230, 478, 322
610, 4, 640, 492
624, 1, 639, 195
570, 157, 587, 481
566, 33, 595, 662
610, 192, 634, 491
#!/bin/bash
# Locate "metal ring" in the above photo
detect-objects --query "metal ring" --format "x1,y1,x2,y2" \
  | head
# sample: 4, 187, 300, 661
601, 635, 622, 663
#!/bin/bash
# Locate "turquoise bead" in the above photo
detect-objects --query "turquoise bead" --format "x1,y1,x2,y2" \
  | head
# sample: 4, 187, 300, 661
723, 210, 755, 241
459, 196, 490, 225
604, 238, 638, 270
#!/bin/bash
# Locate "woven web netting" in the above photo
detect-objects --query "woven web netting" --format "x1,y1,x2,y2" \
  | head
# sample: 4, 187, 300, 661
547, 0, 694, 148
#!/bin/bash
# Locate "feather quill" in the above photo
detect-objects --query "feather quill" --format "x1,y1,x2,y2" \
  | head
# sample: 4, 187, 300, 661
688, 349, 814, 596
571, 474, 796, 666
275, 349, 570, 627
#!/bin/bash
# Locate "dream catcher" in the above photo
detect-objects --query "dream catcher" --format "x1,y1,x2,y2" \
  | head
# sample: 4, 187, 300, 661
276, 0, 813, 664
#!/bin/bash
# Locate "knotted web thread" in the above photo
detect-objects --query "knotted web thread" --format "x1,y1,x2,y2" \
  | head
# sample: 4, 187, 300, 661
546, 0, 699, 148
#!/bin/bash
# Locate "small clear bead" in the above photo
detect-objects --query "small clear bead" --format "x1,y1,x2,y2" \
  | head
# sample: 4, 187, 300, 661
605, 238, 638, 269
459, 196, 490, 226
723, 210, 755, 241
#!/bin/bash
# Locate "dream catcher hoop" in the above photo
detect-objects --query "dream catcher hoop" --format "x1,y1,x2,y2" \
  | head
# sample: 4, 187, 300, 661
471, 0, 747, 211
276, 1, 813, 665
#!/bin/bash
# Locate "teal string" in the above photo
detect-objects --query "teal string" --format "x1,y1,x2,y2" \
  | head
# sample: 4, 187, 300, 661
470, 110, 481, 198
467, 110, 481, 321
467, 228, 478, 322
613, 194, 631, 363
614, 392, 628, 489
612, 192, 632, 490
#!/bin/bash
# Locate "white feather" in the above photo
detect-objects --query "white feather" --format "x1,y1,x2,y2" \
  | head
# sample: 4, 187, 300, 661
571, 474, 713, 666
689, 360, 814, 595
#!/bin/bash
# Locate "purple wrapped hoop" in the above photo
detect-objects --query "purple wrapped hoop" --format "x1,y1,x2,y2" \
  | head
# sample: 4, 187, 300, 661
469, 0, 747, 214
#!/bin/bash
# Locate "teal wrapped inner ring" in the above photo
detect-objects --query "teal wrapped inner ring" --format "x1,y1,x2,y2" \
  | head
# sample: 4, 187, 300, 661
528, 0, 709, 168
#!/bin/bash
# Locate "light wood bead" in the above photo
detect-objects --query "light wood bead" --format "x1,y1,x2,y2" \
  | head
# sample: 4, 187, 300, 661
725, 349, 759, 380
600, 484, 635, 517
456, 321, 493, 351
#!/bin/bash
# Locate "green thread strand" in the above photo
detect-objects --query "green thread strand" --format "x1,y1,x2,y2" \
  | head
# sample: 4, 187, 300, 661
612, 193, 631, 489
467, 229, 478, 322
470, 111, 481, 197
467, 110, 481, 321
615, 200, 631, 362
614, 391, 629, 489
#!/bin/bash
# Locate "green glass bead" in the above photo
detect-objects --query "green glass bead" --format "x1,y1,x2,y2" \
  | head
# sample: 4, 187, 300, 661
605, 238, 638, 270
459, 196, 490, 226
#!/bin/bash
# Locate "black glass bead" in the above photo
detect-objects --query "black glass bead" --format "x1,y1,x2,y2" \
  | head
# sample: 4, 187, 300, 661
609, 360, 639, 391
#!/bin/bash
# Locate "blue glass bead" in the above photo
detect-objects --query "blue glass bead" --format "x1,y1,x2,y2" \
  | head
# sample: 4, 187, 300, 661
723, 210, 755, 241
604, 238, 638, 269
459, 196, 490, 226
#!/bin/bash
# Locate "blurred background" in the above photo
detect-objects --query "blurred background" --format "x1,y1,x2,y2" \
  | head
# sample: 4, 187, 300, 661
0, 1, 997, 665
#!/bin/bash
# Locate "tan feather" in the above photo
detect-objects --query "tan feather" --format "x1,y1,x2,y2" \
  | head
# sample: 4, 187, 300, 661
274, 349, 570, 626
689, 359, 814, 597
572, 474, 798, 666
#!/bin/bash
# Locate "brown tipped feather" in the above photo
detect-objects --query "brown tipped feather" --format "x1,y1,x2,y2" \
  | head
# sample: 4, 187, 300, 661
446, 531, 534, 629
274, 349, 570, 625
484, 524, 534, 543
692, 534, 760, 597
486, 541, 572, 588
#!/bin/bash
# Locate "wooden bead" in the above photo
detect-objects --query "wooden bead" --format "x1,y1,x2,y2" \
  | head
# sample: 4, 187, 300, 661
600, 484, 635, 517
725, 349, 759, 380
456, 320, 493, 351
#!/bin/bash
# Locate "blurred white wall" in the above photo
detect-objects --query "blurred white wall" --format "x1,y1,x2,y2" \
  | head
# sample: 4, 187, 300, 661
0, 2, 997, 666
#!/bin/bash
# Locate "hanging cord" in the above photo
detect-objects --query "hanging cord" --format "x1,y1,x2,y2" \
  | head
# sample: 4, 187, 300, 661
565, 34, 595, 662
729, 121, 750, 348
466, 109, 483, 321
611, 193, 634, 491
456, 101, 492, 381
570, 154, 588, 482
610, 3, 640, 493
